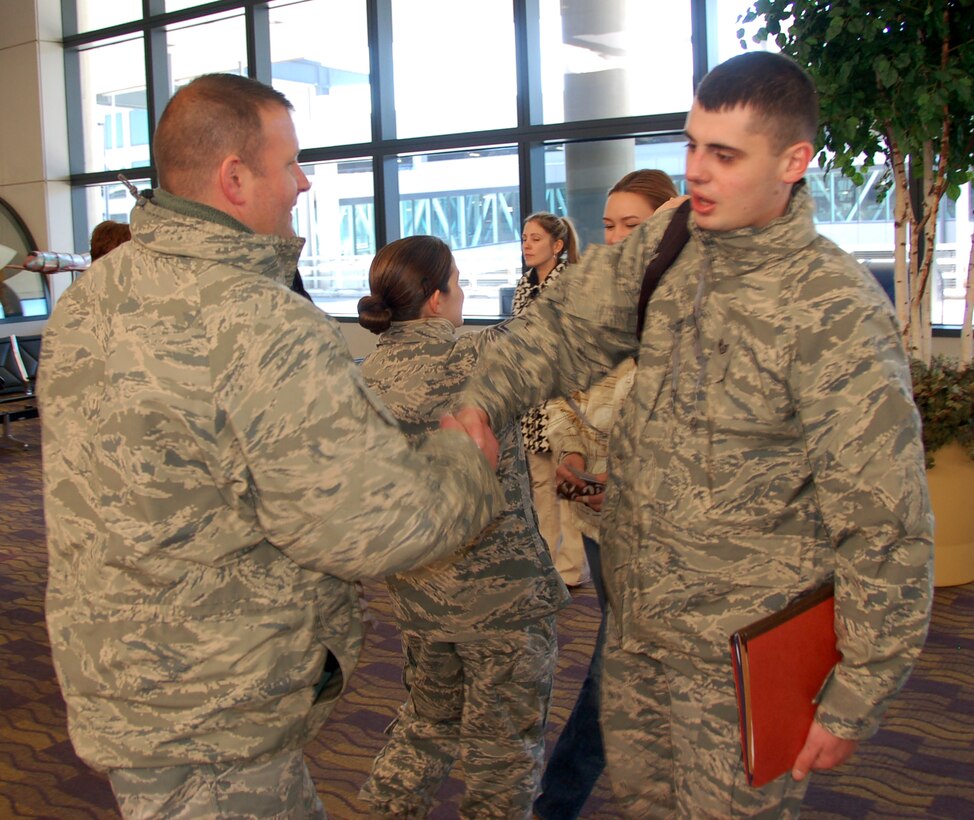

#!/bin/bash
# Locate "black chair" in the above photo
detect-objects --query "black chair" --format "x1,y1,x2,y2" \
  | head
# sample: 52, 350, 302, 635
0, 335, 40, 449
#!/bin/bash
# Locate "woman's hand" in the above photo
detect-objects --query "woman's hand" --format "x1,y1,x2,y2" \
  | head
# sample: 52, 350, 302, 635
556, 454, 607, 512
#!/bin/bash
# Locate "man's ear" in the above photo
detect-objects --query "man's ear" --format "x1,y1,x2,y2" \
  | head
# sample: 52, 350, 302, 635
781, 141, 814, 184
218, 155, 248, 206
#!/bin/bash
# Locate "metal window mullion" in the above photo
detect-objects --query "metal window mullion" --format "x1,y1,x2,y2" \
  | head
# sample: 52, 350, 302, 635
368, 0, 398, 246
514, 0, 544, 228
60, 0, 79, 38
518, 142, 547, 225
144, 0, 169, 186
514, 0, 543, 128
246, 3, 271, 82
697, 0, 717, 86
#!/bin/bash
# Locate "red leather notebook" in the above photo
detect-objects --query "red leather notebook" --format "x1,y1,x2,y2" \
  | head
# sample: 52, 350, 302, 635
729, 583, 841, 788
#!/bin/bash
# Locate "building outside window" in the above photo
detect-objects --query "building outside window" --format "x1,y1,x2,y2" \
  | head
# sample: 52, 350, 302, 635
61, 0, 971, 326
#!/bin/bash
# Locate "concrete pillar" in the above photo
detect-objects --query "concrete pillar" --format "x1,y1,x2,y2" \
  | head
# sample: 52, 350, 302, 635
0, 0, 72, 329
561, 0, 633, 250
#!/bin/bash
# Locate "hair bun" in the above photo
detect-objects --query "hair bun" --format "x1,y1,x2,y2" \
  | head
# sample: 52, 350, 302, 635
357, 293, 393, 334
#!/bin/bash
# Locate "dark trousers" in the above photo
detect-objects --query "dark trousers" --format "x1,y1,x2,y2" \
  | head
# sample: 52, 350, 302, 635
534, 534, 606, 820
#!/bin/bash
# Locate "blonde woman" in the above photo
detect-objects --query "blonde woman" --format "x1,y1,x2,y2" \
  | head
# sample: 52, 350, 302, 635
357, 236, 569, 818
514, 211, 589, 587
535, 170, 681, 820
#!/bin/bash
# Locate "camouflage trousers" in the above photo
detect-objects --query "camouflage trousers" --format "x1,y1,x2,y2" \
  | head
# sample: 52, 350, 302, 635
359, 616, 558, 819
108, 747, 326, 819
600, 612, 810, 818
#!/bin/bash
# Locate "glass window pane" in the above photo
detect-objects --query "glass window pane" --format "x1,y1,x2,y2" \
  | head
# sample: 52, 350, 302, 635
539, 0, 693, 125
398, 148, 520, 318
711, 0, 781, 65
932, 185, 972, 326
165, 0, 211, 10
75, 36, 149, 174
295, 160, 375, 317
166, 11, 248, 97
808, 160, 898, 313
75, 0, 143, 33
391, 0, 517, 138
268, 0, 372, 148
79, 179, 151, 242
540, 136, 686, 249
0, 198, 48, 320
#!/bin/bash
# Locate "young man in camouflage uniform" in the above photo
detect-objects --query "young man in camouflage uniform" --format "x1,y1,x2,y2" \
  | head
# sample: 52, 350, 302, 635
450, 52, 933, 817
40, 74, 502, 819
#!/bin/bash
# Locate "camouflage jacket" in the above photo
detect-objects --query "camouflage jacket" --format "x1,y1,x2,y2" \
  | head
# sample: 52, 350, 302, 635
39, 190, 502, 770
461, 184, 933, 740
360, 318, 569, 640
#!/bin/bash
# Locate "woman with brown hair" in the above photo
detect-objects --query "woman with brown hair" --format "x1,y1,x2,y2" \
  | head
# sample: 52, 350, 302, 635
357, 235, 569, 818
534, 169, 681, 820
88, 220, 132, 261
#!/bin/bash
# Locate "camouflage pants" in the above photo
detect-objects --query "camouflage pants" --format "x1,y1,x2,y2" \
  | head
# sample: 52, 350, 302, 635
108, 747, 326, 819
600, 614, 810, 818
360, 616, 557, 819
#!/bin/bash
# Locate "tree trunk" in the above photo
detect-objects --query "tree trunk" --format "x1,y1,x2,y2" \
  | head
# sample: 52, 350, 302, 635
890, 142, 912, 352
909, 188, 925, 362
963, 225, 974, 364
912, 142, 939, 365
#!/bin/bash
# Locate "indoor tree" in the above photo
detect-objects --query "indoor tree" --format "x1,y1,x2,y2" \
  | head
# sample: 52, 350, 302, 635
740, 0, 974, 363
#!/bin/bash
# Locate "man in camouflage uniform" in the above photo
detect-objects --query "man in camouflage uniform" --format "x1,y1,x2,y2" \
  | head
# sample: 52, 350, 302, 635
451, 52, 933, 817
40, 74, 502, 819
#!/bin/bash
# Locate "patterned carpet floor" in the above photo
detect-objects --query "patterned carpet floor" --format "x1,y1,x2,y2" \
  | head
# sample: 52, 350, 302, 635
1, 416, 971, 818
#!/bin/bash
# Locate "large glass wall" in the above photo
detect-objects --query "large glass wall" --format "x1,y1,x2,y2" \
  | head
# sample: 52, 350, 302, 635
61, 0, 971, 325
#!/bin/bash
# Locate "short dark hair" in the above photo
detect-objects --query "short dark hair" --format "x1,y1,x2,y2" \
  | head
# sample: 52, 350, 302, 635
695, 52, 818, 152
358, 236, 456, 334
153, 73, 294, 197
89, 220, 132, 261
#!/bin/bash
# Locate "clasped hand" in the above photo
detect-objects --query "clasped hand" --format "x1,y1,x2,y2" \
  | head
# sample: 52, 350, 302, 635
440, 406, 499, 471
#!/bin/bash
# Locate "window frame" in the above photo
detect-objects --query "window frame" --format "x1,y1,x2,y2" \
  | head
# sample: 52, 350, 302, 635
60, 0, 965, 332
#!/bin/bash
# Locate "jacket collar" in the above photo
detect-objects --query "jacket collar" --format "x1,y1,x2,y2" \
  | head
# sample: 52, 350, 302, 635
690, 181, 818, 276
131, 188, 306, 288
151, 188, 254, 234
377, 318, 457, 347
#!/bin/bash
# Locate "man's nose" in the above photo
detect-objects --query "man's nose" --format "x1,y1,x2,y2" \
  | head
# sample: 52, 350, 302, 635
685, 151, 706, 183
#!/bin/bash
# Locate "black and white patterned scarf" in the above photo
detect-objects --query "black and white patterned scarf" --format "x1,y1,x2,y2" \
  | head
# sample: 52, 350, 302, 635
512, 261, 568, 453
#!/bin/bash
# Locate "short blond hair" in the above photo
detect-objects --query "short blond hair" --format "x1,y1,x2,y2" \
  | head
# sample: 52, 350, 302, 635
153, 74, 294, 197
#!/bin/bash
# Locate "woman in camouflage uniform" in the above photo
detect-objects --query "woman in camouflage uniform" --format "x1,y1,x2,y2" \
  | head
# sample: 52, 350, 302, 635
356, 236, 570, 819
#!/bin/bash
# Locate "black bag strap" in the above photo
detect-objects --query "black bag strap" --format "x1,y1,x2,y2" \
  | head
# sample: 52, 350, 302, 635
635, 199, 692, 340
